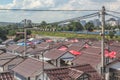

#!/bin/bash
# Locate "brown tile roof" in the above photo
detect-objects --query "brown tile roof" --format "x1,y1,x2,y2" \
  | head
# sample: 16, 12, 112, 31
72, 49, 101, 67
44, 49, 67, 59
0, 59, 12, 66
6, 44, 19, 51
12, 58, 55, 78
44, 64, 102, 80
4, 56, 25, 71
70, 41, 85, 47
36, 42, 49, 49
0, 53, 16, 60
108, 45, 120, 58
28, 47, 46, 55
14, 46, 25, 53
109, 45, 120, 53
68, 68, 84, 79
110, 41, 120, 46
0, 53, 17, 66
0, 72, 14, 80
14, 46, 31, 54
67, 45, 82, 51
82, 47, 101, 54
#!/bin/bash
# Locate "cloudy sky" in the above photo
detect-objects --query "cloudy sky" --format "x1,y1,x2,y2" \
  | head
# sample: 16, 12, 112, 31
0, 0, 120, 23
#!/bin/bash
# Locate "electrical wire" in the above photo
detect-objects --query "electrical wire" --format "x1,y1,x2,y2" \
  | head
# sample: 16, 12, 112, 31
106, 13, 120, 19
0, 8, 100, 12
54, 12, 99, 24
107, 10, 120, 15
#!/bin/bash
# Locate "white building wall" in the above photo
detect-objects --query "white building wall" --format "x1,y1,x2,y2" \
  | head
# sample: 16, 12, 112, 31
109, 62, 120, 70
37, 73, 50, 80
14, 72, 27, 80
60, 52, 75, 61
0, 67, 3, 72
106, 62, 120, 80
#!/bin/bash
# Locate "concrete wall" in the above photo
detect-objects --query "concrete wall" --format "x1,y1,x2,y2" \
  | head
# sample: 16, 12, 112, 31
14, 72, 27, 80
37, 73, 50, 80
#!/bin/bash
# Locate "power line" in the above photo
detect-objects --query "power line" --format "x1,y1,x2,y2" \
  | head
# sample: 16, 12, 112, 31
0, 8, 100, 12
107, 10, 120, 15
53, 12, 99, 24
106, 13, 120, 19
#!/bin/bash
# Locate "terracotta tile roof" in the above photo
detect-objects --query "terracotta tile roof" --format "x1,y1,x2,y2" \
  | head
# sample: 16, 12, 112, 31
109, 45, 120, 53
0, 53, 16, 60
0, 53, 17, 66
57, 45, 68, 51
68, 68, 84, 79
70, 41, 85, 47
2, 39, 13, 44
44, 49, 67, 59
6, 44, 19, 51
44, 64, 102, 80
36, 42, 49, 49
110, 41, 120, 46
67, 45, 82, 51
82, 47, 101, 54
0, 59, 12, 66
14, 46, 25, 53
4, 56, 25, 71
72, 51, 101, 68
27, 47, 50, 55
14, 46, 31, 54
0, 72, 14, 80
108, 45, 120, 58
12, 58, 55, 78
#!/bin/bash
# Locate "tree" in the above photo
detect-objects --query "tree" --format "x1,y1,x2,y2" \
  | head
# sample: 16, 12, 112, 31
41, 21, 47, 27
26, 30, 31, 35
109, 31, 115, 39
8, 30, 16, 36
85, 22, 94, 31
0, 27, 7, 40
14, 35, 24, 42
68, 21, 84, 31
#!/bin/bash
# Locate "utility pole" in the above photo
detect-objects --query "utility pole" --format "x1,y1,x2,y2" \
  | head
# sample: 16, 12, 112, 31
101, 6, 106, 80
24, 19, 27, 57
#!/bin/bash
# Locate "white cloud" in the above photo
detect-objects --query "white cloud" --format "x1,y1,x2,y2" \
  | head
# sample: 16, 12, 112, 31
21, 0, 55, 9
0, 0, 55, 9
108, 0, 120, 11
0, 0, 120, 23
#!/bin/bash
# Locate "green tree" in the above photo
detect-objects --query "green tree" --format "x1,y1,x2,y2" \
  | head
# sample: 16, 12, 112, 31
85, 22, 94, 31
26, 30, 32, 35
8, 30, 16, 36
109, 31, 115, 39
0, 27, 7, 40
68, 21, 84, 31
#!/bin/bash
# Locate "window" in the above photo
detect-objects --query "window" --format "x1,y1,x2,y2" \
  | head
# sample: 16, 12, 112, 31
28, 77, 30, 80
109, 68, 120, 80
8, 64, 15, 70
77, 74, 89, 80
